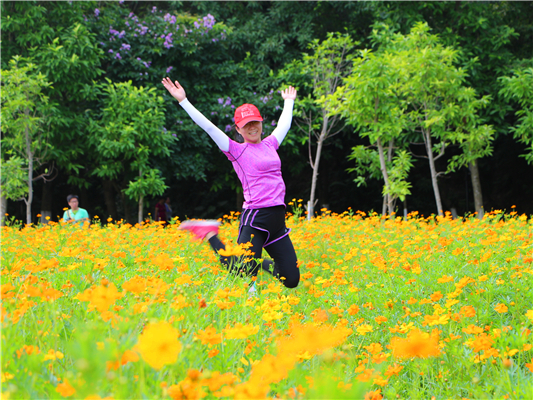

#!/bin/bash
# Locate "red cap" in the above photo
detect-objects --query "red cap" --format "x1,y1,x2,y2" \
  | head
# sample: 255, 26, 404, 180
234, 104, 263, 128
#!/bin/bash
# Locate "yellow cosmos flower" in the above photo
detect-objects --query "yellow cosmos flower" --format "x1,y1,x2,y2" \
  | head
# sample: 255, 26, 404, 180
1, 372, 14, 382
43, 349, 64, 361
223, 323, 259, 339
356, 324, 374, 336
137, 321, 181, 369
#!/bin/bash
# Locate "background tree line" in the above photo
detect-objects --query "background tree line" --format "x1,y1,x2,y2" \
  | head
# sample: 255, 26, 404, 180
1, 1, 532, 225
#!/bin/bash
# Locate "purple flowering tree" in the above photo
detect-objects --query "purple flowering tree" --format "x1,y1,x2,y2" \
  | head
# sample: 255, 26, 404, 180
86, 4, 227, 86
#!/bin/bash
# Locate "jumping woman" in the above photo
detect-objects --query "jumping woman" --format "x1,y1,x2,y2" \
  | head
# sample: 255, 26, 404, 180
161, 77, 300, 290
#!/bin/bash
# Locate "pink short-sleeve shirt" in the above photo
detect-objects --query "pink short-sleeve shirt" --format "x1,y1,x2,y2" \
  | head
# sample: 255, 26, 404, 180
223, 135, 285, 209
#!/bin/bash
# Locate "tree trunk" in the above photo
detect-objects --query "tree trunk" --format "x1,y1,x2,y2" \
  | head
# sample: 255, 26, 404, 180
137, 168, 143, 224
307, 136, 324, 220
376, 138, 394, 216
40, 180, 53, 224
307, 115, 328, 221
469, 160, 484, 219
424, 129, 444, 216
387, 139, 395, 215
25, 108, 33, 225
102, 179, 118, 220
138, 194, 144, 224
0, 194, 7, 227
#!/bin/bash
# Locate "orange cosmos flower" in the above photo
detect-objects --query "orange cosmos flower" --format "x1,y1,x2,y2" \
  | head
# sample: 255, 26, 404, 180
470, 333, 494, 353
430, 291, 444, 302
195, 326, 222, 345
356, 368, 375, 382
373, 376, 388, 387
329, 306, 344, 315
347, 304, 360, 315
75, 282, 124, 313
390, 328, 440, 359
218, 243, 249, 257
199, 298, 207, 309
208, 349, 219, 358
385, 363, 404, 377
311, 308, 329, 323
216, 300, 236, 310
437, 275, 454, 283
363, 343, 383, 355
494, 303, 508, 313
460, 305, 476, 318
463, 325, 484, 335
152, 253, 174, 271
364, 389, 383, 400
137, 321, 181, 369
56, 379, 76, 397
122, 276, 147, 294
372, 353, 389, 364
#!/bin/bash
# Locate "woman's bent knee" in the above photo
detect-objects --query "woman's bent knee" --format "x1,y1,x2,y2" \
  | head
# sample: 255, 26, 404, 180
282, 272, 300, 289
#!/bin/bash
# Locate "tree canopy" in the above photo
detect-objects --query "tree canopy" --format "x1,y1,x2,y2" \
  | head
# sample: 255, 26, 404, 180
1, 1, 532, 224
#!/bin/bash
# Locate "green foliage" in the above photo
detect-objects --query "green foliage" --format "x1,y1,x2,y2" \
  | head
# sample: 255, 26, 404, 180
1, 1, 533, 219
389, 22, 495, 166
1, 57, 55, 221
347, 146, 382, 188
385, 150, 414, 203
281, 33, 357, 143
0, 1, 95, 65
0, 156, 28, 201
327, 43, 411, 213
1, 58, 54, 149
1, 1, 105, 188
499, 66, 533, 164
123, 168, 168, 202
89, 79, 170, 206
83, 3, 238, 188
279, 33, 357, 218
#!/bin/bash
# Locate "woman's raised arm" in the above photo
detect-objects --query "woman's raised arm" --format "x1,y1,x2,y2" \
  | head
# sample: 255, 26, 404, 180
272, 86, 297, 146
162, 77, 230, 152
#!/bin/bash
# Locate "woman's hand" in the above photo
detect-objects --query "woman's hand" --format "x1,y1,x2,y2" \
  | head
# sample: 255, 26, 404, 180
281, 86, 297, 101
162, 77, 186, 103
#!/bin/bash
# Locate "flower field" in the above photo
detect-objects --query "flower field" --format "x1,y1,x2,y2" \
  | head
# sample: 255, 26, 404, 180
1, 209, 532, 399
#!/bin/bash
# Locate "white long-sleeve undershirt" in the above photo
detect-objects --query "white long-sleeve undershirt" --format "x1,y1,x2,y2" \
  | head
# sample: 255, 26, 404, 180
179, 98, 294, 152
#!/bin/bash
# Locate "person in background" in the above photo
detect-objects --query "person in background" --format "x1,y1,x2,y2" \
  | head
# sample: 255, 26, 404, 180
165, 197, 173, 222
62, 195, 89, 225
155, 197, 167, 224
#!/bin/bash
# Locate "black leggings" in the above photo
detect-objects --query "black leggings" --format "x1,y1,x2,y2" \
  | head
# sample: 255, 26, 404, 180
208, 206, 300, 288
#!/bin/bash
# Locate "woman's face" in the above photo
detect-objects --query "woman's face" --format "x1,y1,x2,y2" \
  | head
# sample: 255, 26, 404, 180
236, 120, 263, 144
